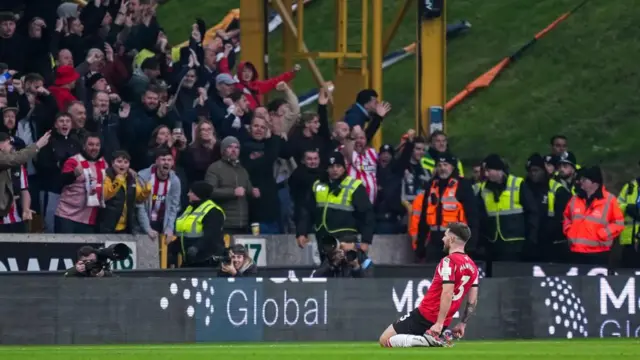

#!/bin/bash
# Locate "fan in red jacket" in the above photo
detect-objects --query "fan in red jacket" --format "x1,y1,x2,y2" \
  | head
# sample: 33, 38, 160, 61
235, 61, 300, 110
49, 65, 80, 111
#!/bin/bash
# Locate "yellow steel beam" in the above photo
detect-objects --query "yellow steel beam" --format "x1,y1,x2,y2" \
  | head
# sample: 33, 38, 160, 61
360, 0, 369, 72
296, 0, 304, 52
272, 0, 326, 86
417, 1, 446, 135
240, 0, 267, 81
382, 0, 414, 55
281, 0, 295, 70
293, 52, 366, 59
336, 0, 348, 69
370, 0, 383, 148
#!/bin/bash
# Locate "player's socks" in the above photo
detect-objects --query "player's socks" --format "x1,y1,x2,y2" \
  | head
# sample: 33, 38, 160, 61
387, 334, 431, 348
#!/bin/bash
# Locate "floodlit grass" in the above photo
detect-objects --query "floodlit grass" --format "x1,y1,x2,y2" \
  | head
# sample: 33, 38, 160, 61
157, 0, 640, 188
1, 340, 639, 360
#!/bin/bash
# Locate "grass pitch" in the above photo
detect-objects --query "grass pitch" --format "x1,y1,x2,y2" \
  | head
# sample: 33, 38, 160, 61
1, 339, 639, 360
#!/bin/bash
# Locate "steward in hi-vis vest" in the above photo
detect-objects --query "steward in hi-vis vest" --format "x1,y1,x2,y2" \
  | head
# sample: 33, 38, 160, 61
174, 181, 225, 267
478, 154, 539, 261
296, 151, 374, 254
410, 153, 477, 262
617, 178, 640, 248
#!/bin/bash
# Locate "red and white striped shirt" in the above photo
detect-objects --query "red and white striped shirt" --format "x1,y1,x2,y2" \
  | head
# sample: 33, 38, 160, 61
2, 166, 28, 224
148, 167, 170, 224
348, 148, 378, 204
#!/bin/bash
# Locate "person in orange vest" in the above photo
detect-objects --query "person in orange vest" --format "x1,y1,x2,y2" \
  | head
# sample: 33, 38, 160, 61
409, 153, 477, 262
563, 166, 624, 265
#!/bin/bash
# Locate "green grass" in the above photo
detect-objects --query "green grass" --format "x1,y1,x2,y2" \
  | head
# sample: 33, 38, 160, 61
157, 0, 640, 189
2, 340, 640, 359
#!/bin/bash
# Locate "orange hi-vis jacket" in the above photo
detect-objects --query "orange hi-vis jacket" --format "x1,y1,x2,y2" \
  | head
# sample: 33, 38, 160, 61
562, 188, 625, 254
409, 179, 466, 250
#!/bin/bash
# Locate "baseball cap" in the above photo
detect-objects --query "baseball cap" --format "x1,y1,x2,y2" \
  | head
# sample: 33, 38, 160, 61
215, 73, 238, 85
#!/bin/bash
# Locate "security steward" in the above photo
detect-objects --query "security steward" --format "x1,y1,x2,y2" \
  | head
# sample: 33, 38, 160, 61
409, 153, 477, 261
553, 151, 579, 195
174, 181, 226, 267
478, 154, 539, 261
617, 166, 640, 265
563, 166, 624, 266
525, 153, 570, 262
296, 151, 375, 255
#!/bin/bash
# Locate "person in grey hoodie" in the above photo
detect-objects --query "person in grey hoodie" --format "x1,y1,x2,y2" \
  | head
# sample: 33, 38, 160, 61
205, 136, 256, 234
136, 147, 181, 241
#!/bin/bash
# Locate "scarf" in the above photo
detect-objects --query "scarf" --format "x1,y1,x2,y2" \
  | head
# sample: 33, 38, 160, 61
148, 166, 171, 222
78, 154, 107, 208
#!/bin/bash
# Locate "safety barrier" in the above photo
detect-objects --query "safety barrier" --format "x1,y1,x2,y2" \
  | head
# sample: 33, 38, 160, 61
0, 275, 637, 344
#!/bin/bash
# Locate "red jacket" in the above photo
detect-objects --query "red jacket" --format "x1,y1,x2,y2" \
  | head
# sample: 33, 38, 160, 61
562, 187, 624, 253
235, 61, 295, 110
48, 86, 78, 112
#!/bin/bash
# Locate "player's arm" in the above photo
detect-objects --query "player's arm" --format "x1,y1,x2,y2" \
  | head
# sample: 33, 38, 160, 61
461, 286, 478, 324
435, 283, 455, 327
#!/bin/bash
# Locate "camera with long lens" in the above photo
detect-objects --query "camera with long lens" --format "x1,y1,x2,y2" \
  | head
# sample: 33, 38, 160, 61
319, 236, 358, 263
83, 243, 131, 276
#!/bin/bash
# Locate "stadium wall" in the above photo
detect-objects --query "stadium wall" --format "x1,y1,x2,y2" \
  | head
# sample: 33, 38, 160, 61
0, 276, 638, 344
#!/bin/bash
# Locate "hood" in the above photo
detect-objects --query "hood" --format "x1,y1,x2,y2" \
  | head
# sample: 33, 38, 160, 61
237, 62, 258, 83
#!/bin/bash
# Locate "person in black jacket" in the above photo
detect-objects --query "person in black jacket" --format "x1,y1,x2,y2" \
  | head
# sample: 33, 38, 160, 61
311, 236, 373, 278
35, 112, 81, 233
286, 87, 332, 164
296, 151, 375, 253
375, 144, 405, 234
218, 244, 258, 277
289, 149, 323, 226
179, 181, 226, 268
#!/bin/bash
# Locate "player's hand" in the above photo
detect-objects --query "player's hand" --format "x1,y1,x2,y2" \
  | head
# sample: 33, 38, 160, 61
429, 322, 444, 336
451, 323, 466, 339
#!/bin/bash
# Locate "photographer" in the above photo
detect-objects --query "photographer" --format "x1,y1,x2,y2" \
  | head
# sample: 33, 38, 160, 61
311, 237, 373, 278
64, 246, 111, 277
218, 244, 258, 277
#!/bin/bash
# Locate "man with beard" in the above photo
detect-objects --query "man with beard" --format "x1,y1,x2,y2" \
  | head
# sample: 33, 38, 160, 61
410, 153, 477, 262
421, 131, 464, 178
99, 151, 150, 233
478, 154, 539, 261
124, 86, 172, 170
525, 153, 568, 261
345, 127, 378, 205
206, 136, 256, 234
296, 151, 374, 254
137, 148, 181, 247
67, 101, 88, 133
554, 151, 579, 195
17, 73, 58, 138
0, 12, 26, 74
289, 149, 323, 232
55, 133, 107, 233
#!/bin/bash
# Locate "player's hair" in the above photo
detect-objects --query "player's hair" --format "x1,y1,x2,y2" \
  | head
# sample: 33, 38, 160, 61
447, 222, 471, 243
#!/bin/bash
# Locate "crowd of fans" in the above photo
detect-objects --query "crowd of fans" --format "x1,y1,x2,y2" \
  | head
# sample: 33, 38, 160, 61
0, 1, 637, 270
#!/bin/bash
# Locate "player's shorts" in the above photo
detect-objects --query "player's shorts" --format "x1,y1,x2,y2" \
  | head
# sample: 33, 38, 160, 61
392, 309, 446, 335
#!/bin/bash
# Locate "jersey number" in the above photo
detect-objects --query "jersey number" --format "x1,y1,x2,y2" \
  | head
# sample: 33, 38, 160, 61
452, 275, 471, 301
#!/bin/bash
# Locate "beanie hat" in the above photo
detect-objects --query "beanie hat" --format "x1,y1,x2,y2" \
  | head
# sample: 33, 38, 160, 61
328, 151, 346, 167
379, 143, 395, 157
190, 181, 213, 200
220, 136, 240, 154
579, 166, 603, 184
526, 153, 545, 170
54, 65, 80, 86
436, 152, 458, 166
483, 154, 505, 171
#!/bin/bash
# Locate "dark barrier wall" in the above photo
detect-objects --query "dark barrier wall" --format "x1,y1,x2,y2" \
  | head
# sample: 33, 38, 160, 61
0, 276, 638, 344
